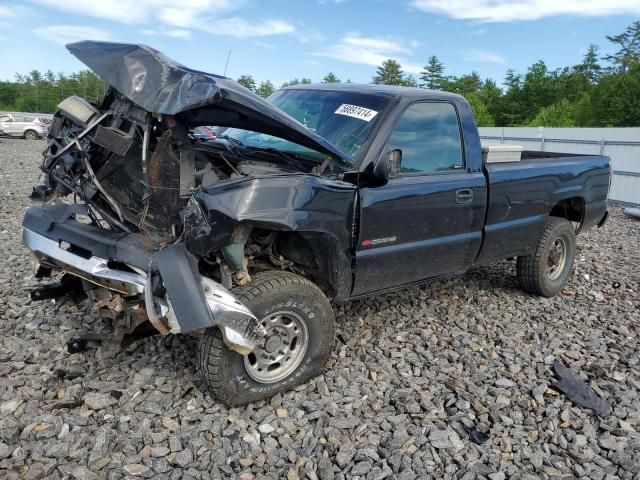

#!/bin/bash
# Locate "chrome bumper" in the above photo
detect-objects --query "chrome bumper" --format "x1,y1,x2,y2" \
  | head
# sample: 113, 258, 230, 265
24, 228, 145, 295
23, 227, 260, 354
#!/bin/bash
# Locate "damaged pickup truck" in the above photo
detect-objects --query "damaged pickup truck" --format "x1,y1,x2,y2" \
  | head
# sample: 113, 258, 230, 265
22, 42, 610, 406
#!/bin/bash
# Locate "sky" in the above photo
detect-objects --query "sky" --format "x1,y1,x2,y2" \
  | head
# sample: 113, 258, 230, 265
0, 1, 638, 86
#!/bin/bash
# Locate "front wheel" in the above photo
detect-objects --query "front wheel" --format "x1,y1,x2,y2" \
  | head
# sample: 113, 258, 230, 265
517, 217, 576, 297
198, 271, 335, 406
24, 129, 39, 140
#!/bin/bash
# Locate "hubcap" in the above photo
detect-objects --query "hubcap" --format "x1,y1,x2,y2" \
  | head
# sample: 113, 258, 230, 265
244, 311, 309, 384
547, 237, 567, 280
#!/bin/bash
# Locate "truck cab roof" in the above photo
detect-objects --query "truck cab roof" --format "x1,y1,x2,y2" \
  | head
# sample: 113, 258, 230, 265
281, 82, 466, 103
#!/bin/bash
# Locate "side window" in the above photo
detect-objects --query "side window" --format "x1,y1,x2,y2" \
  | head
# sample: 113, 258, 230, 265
0, 115, 11, 122
388, 102, 463, 174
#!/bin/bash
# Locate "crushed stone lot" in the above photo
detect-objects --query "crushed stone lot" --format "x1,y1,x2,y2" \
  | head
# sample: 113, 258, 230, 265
1, 137, 639, 480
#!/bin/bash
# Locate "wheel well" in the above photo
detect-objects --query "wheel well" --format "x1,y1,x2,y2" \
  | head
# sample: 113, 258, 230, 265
24, 129, 38, 138
246, 229, 349, 300
549, 197, 585, 230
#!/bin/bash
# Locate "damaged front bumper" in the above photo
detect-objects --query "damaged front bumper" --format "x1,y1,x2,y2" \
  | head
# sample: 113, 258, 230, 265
23, 203, 263, 355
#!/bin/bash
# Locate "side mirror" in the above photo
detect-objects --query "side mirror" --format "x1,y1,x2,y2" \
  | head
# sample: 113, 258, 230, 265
374, 149, 402, 179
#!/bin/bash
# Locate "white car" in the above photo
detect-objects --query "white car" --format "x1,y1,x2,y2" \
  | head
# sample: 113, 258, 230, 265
0, 113, 49, 140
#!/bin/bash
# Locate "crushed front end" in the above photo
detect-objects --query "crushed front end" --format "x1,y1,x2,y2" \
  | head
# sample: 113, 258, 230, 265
23, 87, 266, 356
22, 40, 355, 359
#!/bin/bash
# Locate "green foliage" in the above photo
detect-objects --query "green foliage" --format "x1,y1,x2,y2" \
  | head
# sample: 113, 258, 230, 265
255, 80, 275, 98
443, 72, 483, 95
281, 78, 312, 88
464, 93, 495, 127
1, 69, 106, 113
604, 21, 640, 72
371, 59, 415, 86
420, 56, 445, 89
576, 64, 640, 127
404, 74, 418, 87
280, 79, 300, 87
528, 99, 576, 127
237, 74, 256, 92
575, 45, 602, 84
1, 22, 639, 128
322, 72, 341, 83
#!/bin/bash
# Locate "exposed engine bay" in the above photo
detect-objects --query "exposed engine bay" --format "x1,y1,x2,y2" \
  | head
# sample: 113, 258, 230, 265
38, 92, 325, 239
24, 40, 357, 360
29, 92, 329, 354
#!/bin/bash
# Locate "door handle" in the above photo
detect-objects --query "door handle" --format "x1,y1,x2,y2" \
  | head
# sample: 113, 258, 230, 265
455, 189, 474, 204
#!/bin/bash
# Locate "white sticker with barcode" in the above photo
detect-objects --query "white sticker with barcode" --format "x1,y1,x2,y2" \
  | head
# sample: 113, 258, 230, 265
334, 104, 378, 122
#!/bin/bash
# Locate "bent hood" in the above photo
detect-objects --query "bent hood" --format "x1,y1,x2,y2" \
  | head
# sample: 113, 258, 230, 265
66, 41, 352, 165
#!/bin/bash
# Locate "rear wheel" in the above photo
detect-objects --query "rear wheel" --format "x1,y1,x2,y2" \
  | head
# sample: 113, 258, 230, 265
198, 271, 335, 406
517, 217, 576, 297
24, 129, 38, 140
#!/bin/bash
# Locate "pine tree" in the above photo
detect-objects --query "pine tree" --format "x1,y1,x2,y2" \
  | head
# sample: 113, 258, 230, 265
575, 44, 602, 83
322, 72, 341, 83
372, 60, 406, 86
604, 21, 640, 72
237, 74, 257, 92
281, 79, 300, 87
420, 56, 445, 89
255, 80, 275, 98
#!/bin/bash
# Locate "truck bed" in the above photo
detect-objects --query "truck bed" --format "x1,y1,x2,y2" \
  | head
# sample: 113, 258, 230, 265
475, 153, 610, 265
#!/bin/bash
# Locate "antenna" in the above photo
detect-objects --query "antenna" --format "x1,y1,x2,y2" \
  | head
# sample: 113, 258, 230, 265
223, 49, 231, 77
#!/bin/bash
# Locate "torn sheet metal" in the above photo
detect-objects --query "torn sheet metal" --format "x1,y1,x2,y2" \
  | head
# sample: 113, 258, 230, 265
66, 41, 352, 165
552, 362, 612, 416
154, 244, 216, 332
153, 244, 263, 352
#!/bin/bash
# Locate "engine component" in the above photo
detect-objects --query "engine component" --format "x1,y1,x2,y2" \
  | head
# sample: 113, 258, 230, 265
94, 125, 135, 157
58, 95, 98, 125
138, 130, 182, 236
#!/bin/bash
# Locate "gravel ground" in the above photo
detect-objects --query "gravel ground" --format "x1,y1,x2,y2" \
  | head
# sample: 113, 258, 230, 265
1, 137, 639, 480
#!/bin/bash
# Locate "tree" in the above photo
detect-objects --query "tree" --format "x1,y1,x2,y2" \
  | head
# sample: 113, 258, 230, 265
575, 44, 602, 84
237, 74, 256, 92
604, 21, 640, 72
465, 93, 495, 126
372, 59, 404, 85
576, 64, 640, 126
256, 80, 275, 98
517, 61, 564, 122
322, 72, 341, 83
372, 59, 414, 86
404, 74, 418, 87
528, 99, 576, 127
420, 55, 445, 89
443, 72, 482, 95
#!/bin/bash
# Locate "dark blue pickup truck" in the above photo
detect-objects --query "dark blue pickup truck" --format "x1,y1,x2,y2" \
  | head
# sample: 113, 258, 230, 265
23, 42, 610, 405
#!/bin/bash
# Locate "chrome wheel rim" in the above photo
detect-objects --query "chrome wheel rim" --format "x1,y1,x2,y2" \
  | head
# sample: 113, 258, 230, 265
547, 237, 567, 280
244, 310, 309, 384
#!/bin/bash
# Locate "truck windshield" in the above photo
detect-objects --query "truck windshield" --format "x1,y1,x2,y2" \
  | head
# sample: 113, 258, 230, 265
221, 89, 390, 162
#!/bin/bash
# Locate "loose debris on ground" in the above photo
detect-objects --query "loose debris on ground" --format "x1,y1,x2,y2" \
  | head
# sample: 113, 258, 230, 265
1, 138, 639, 479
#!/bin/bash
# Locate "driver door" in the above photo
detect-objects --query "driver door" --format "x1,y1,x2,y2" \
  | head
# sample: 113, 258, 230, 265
352, 101, 486, 296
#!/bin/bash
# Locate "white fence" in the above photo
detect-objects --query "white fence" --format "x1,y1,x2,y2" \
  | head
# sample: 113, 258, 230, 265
479, 127, 640, 207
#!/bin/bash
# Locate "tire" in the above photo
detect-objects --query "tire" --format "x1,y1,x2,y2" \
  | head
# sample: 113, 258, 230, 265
517, 217, 576, 297
198, 271, 335, 406
24, 130, 38, 140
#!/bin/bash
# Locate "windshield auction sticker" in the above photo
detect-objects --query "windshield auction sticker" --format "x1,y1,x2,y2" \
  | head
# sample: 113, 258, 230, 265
334, 104, 378, 122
